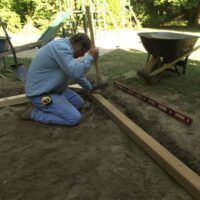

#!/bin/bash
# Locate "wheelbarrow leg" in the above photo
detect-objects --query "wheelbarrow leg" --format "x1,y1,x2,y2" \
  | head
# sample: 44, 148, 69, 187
183, 56, 188, 74
171, 55, 189, 75
137, 55, 162, 78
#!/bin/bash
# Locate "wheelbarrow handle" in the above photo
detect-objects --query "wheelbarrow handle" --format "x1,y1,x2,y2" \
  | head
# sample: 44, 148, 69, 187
149, 44, 200, 77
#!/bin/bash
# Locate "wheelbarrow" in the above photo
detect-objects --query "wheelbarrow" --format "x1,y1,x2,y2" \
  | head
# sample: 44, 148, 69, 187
137, 32, 200, 84
0, 19, 27, 81
0, 36, 9, 78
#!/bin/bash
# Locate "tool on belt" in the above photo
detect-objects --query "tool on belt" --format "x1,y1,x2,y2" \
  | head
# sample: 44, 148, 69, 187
41, 96, 52, 105
114, 81, 193, 126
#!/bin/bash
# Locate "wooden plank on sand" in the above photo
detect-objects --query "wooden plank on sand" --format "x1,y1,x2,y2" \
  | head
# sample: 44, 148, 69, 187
0, 94, 28, 108
0, 84, 82, 108
87, 93, 200, 200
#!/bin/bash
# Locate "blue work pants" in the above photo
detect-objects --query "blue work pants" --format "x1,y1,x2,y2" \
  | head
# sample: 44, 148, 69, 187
30, 89, 84, 126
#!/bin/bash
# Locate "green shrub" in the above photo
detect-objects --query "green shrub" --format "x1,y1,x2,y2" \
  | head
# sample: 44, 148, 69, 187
0, 8, 22, 32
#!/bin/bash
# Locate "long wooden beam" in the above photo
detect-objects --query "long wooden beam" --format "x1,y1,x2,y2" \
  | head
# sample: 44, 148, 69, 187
87, 93, 200, 200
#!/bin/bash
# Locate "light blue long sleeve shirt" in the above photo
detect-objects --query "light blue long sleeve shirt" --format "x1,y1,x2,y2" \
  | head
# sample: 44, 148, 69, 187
25, 38, 94, 97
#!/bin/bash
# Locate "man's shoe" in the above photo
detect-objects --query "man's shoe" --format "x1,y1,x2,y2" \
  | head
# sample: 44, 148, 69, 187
82, 100, 91, 109
81, 102, 94, 121
20, 102, 34, 120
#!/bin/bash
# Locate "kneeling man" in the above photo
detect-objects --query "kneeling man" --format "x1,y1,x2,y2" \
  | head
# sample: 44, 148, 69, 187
24, 33, 98, 126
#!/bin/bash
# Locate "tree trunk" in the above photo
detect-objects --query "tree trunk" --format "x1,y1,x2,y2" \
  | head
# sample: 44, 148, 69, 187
188, 2, 200, 26
193, 2, 200, 25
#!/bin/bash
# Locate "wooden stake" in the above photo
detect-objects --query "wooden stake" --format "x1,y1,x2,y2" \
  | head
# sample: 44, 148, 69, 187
85, 6, 102, 83
86, 92, 200, 200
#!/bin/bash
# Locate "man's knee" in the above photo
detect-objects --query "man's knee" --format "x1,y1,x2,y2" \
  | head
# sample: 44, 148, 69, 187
76, 97, 84, 109
65, 110, 82, 126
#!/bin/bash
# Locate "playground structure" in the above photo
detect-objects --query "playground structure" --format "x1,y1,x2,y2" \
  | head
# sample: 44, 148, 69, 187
62, 0, 141, 34
0, 0, 141, 78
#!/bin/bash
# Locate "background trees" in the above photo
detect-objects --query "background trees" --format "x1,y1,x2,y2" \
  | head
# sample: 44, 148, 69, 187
0, 0, 199, 33
0, 0, 60, 32
131, 0, 200, 27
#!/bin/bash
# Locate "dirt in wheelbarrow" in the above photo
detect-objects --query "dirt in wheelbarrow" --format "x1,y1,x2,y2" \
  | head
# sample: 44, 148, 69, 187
0, 78, 198, 200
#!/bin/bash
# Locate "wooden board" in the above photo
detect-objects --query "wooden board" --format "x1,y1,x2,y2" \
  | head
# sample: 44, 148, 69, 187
0, 94, 28, 108
0, 84, 82, 108
87, 93, 200, 200
0, 40, 43, 58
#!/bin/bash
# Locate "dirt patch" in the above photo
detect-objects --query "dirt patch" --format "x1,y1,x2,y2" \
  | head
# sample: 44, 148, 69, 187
105, 85, 200, 175
0, 78, 195, 200
0, 79, 24, 98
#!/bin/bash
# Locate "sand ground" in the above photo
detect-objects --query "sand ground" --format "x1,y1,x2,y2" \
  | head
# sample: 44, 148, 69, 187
0, 28, 199, 199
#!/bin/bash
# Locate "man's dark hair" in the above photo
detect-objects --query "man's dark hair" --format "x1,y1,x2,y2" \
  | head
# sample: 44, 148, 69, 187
70, 33, 92, 51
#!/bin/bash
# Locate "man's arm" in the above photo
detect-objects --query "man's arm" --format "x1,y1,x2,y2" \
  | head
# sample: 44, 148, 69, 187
57, 52, 94, 79
74, 76, 93, 91
51, 42, 94, 79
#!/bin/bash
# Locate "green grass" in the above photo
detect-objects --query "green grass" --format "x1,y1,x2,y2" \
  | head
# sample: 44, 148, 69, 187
3, 57, 32, 67
100, 49, 200, 113
2, 49, 200, 113
1, 57, 31, 80
99, 49, 145, 79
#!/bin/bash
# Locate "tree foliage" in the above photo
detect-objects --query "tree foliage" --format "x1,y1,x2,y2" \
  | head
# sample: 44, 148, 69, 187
131, 0, 200, 26
0, 0, 22, 32
31, 0, 60, 30
0, 0, 199, 33
0, 0, 60, 32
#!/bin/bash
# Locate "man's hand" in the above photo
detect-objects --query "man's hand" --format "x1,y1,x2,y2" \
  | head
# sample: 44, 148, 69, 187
91, 89, 102, 94
83, 89, 102, 96
89, 48, 99, 61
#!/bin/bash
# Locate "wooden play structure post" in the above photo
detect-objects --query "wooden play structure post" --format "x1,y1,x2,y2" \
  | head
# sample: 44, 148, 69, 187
64, 0, 141, 32
85, 5, 102, 83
